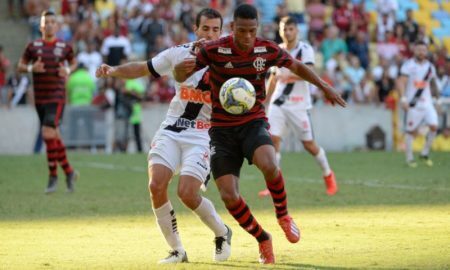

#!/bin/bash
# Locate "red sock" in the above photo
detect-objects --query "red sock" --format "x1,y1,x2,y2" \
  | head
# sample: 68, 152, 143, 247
44, 138, 58, 177
265, 171, 288, 219
56, 138, 73, 175
226, 196, 270, 243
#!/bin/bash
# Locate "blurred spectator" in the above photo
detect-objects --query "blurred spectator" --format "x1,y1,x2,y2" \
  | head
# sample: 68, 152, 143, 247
95, 0, 116, 29
273, 3, 290, 43
376, 0, 398, 18
254, 0, 284, 25
124, 79, 146, 153
372, 57, 397, 81
67, 64, 96, 106
347, 30, 369, 69
285, 0, 305, 24
436, 65, 450, 97
101, 27, 132, 66
392, 23, 412, 58
6, 69, 31, 107
402, 9, 418, 43
77, 41, 103, 81
8, 0, 26, 19
376, 31, 399, 61
376, 13, 395, 42
306, 0, 326, 40
375, 68, 395, 103
353, 72, 375, 104
0, 46, 11, 105
432, 128, 450, 152
332, 0, 352, 34
146, 77, 175, 103
344, 55, 365, 102
320, 25, 348, 65
140, 9, 166, 56
351, 1, 369, 33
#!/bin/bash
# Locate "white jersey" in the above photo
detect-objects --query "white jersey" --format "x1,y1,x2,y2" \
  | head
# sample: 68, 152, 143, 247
270, 41, 315, 110
148, 42, 211, 137
400, 58, 437, 109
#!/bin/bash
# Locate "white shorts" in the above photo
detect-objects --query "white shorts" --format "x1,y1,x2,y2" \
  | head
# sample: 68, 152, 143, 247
405, 106, 438, 132
148, 129, 210, 183
268, 105, 313, 141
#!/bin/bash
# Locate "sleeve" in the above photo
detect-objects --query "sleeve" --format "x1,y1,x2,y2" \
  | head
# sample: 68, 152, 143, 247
65, 44, 74, 62
430, 65, 437, 80
146, 47, 176, 78
274, 46, 294, 68
21, 43, 33, 63
302, 45, 315, 65
195, 47, 209, 71
400, 61, 410, 77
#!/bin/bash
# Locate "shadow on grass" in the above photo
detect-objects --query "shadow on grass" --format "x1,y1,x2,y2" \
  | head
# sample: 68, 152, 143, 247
194, 261, 359, 270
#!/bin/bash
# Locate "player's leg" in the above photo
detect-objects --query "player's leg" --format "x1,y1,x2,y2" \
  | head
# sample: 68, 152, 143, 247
404, 108, 424, 167
148, 134, 186, 264
210, 127, 274, 264
420, 107, 439, 166
177, 142, 231, 262
244, 120, 300, 244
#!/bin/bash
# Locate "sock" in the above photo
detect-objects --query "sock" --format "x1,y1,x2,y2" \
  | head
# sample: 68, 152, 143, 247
193, 197, 227, 237
44, 138, 58, 177
421, 130, 437, 157
275, 152, 281, 167
153, 201, 184, 251
56, 139, 73, 175
314, 147, 332, 176
226, 196, 269, 243
405, 133, 414, 162
265, 170, 288, 219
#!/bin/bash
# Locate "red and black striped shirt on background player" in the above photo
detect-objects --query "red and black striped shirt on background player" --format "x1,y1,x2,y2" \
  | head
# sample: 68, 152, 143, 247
196, 35, 294, 127
22, 39, 74, 104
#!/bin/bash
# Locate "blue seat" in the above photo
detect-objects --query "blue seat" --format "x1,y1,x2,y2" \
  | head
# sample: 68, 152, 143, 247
432, 28, 449, 40
432, 11, 450, 20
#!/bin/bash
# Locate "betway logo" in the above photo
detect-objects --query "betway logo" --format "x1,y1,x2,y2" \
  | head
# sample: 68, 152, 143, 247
180, 86, 211, 104
175, 118, 211, 129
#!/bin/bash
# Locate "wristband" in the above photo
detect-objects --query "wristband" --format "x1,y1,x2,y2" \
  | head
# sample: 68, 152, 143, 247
400, 96, 408, 103
27, 64, 32, 73
65, 67, 71, 75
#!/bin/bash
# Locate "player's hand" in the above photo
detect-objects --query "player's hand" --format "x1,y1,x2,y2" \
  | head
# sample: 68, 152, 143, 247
58, 63, 70, 77
174, 57, 197, 76
190, 38, 206, 56
32, 57, 46, 73
96, 64, 115, 78
321, 84, 347, 107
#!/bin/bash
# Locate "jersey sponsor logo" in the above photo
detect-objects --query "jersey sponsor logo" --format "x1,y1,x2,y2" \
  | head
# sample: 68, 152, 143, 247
218, 47, 232, 54
196, 161, 208, 171
56, 42, 66, 48
289, 95, 304, 102
180, 85, 211, 104
174, 118, 211, 129
254, 46, 267, 53
224, 62, 234, 68
253, 57, 266, 72
413, 80, 427, 89
33, 41, 43, 46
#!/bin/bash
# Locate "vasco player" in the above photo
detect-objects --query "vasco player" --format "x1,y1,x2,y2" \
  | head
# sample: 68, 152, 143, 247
18, 10, 78, 194
398, 41, 439, 167
258, 16, 337, 197
176, 4, 346, 264
96, 9, 232, 264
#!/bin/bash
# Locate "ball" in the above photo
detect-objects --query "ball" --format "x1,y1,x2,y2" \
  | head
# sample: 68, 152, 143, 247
219, 77, 256, 115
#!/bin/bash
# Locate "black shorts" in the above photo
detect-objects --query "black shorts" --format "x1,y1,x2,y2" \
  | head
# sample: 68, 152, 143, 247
35, 102, 65, 128
209, 119, 273, 179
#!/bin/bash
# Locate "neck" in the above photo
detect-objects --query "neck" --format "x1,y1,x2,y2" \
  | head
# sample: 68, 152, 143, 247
233, 38, 251, 52
415, 57, 425, 64
43, 36, 56, 42
285, 40, 297, 50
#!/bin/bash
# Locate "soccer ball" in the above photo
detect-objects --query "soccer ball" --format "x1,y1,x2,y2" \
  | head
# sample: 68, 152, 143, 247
219, 77, 256, 115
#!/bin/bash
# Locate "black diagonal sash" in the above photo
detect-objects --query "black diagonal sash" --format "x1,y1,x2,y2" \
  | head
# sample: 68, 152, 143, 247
409, 64, 432, 107
273, 48, 303, 106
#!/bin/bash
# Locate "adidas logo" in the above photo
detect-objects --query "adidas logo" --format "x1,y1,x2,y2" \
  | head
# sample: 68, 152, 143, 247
224, 62, 234, 68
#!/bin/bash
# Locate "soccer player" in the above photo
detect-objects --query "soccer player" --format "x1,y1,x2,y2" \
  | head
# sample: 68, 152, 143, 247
175, 4, 346, 264
18, 10, 78, 194
398, 41, 439, 167
96, 8, 232, 264
258, 16, 337, 197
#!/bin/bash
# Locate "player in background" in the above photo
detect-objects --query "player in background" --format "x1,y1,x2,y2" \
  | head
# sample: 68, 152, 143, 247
398, 41, 439, 167
258, 16, 337, 197
96, 8, 232, 264
175, 4, 346, 264
18, 10, 78, 194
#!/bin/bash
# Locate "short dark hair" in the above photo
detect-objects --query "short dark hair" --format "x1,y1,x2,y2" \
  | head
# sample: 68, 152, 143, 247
280, 16, 297, 27
234, 4, 258, 21
41, 10, 55, 17
414, 40, 427, 47
196, 8, 223, 29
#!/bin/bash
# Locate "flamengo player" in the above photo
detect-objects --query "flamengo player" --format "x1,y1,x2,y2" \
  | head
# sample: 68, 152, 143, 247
18, 10, 78, 193
96, 9, 232, 264
398, 41, 439, 167
259, 16, 337, 197
176, 4, 346, 264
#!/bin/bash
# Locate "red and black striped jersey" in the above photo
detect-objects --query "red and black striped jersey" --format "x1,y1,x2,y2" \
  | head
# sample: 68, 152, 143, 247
22, 39, 74, 104
196, 35, 294, 127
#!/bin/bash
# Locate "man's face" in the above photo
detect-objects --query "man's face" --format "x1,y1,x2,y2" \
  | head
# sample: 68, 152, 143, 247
40, 15, 58, 39
194, 16, 222, 41
414, 44, 427, 61
231, 17, 258, 50
279, 22, 298, 44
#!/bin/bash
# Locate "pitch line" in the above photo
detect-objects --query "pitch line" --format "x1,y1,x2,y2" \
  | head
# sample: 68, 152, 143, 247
75, 161, 450, 192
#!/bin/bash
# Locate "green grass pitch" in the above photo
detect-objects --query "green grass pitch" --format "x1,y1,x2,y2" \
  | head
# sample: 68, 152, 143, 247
0, 152, 449, 269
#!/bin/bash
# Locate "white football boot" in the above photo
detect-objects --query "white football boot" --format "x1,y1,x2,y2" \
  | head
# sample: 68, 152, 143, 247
158, 249, 188, 264
214, 225, 232, 261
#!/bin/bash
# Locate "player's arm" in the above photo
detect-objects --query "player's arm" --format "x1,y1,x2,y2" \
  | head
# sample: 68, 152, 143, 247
396, 75, 409, 110
281, 63, 314, 83
18, 56, 45, 74
96, 61, 150, 79
287, 60, 346, 107
174, 46, 209, 83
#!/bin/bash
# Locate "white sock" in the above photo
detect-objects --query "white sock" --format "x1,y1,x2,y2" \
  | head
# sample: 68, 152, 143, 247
193, 197, 227, 237
314, 147, 332, 176
421, 130, 437, 157
153, 201, 184, 252
275, 152, 281, 167
405, 133, 414, 162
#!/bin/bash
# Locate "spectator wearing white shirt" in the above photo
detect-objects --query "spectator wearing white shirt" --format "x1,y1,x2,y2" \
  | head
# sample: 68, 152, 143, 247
101, 27, 132, 66
77, 41, 103, 81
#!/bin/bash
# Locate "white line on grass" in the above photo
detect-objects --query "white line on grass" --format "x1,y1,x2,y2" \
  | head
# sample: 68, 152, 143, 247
75, 161, 450, 192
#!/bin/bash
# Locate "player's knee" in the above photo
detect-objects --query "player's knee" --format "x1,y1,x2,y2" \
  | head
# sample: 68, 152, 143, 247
177, 190, 198, 209
259, 160, 278, 179
219, 190, 240, 208
148, 179, 167, 197
430, 125, 438, 132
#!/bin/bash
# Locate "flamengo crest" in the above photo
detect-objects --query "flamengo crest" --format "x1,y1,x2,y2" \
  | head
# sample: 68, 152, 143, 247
253, 57, 266, 72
